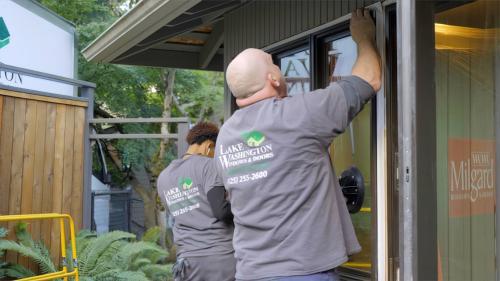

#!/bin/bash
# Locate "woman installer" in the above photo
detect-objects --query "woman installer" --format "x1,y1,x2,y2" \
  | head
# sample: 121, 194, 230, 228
157, 122, 235, 281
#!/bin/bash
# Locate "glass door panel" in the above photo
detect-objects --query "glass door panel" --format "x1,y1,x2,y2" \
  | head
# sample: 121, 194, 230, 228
325, 35, 373, 273
435, 1, 499, 280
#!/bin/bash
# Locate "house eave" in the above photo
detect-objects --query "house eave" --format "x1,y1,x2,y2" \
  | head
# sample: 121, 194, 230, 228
82, 0, 202, 63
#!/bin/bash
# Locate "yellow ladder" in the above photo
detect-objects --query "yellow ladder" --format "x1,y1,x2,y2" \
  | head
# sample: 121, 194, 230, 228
0, 213, 79, 281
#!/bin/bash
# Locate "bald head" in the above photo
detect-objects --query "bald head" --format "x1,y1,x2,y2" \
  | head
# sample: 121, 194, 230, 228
226, 48, 277, 99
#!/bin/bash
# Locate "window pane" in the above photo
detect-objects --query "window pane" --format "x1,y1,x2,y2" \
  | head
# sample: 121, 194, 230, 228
328, 36, 358, 83
326, 35, 372, 273
280, 49, 310, 96
435, 1, 499, 280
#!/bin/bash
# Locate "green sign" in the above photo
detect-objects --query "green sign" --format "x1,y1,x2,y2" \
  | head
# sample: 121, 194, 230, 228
0, 17, 10, 49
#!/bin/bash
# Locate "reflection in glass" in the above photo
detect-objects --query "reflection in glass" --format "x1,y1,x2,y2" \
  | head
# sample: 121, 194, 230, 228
326, 35, 372, 272
280, 49, 310, 96
435, 1, 499, 280
328, 36, 357, 83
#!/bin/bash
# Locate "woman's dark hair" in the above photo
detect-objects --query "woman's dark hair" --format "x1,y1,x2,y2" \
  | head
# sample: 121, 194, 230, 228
186, 122, 219, 145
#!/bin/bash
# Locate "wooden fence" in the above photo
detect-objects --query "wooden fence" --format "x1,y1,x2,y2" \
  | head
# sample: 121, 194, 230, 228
0, 88, 88, 267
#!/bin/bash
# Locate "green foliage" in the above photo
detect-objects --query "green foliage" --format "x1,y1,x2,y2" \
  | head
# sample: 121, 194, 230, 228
141, 227, 161, 244
175, 70, 225, 123
0, 223, 56, 279
75, 229, 98, 254
94, 269, 149, 281
77, 231, 136, 276
0, 225, 171, 281
0, 227, 7, 239
38, 0, 225, 189
15, 222, 35, 249
0, 263, 35, 279
70, 230, 171, 281
37, 0, 122, 26
142, 264, 173, 281
113, 241, 167, 267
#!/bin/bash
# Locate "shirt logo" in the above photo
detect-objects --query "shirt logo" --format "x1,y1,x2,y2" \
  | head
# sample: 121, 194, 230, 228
241, 131, 266, 147
0, 17, 10, 50
179, 177, 193, 190
164, 178, 201, 217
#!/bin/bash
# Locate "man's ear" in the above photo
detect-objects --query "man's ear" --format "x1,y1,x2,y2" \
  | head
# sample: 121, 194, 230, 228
267, 73, 280, 88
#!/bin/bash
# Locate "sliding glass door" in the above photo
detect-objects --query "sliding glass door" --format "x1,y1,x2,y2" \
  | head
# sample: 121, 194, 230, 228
434, 1, 499, 280
323, 34, 374, 274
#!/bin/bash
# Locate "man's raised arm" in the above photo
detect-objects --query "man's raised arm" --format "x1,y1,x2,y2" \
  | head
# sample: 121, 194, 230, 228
350, 9, 382, 92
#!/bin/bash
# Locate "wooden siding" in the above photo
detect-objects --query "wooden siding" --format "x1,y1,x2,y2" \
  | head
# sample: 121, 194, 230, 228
224, 0, 377, 64
0, 89, 88, 266
223, 0, 377, 118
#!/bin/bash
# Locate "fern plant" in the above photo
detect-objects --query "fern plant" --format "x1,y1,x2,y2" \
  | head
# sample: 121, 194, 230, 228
65, 228, 171, 281
141, 226, 161, 244
0, 223, 57, 279
0, 225, 172, 281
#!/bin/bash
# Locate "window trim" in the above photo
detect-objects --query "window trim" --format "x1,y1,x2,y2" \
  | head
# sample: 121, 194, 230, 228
274, 43, 309, 62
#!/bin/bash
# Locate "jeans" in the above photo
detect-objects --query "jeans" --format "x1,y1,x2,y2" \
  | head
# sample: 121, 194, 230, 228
256, 270, 340, 281
173, 253, 236, 281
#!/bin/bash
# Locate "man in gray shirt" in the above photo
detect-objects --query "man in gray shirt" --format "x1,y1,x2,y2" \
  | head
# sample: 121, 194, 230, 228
214, 9, 381, 280
157, 122, 235, 281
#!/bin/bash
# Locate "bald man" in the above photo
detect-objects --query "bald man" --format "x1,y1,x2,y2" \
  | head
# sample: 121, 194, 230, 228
215, 9, 381, 281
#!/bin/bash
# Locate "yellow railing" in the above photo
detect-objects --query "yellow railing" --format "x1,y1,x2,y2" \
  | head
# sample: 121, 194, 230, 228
0, 213, 79, 281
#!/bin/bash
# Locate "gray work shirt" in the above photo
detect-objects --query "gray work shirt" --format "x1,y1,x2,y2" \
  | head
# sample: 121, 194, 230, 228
157, 155, 234, 258
214, 76, 375, 280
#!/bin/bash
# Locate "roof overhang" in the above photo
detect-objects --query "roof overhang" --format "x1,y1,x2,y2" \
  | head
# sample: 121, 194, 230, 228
83, 0, 244, 71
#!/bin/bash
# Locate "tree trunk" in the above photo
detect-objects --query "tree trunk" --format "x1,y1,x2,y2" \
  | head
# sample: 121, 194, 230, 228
104, 141, 158, 231
159, 68, 176, 159
130, 165, 157, 229
157, 68, 177, 251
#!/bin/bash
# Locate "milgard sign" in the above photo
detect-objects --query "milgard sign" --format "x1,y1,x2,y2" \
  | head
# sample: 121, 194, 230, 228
448, 138, 496, 217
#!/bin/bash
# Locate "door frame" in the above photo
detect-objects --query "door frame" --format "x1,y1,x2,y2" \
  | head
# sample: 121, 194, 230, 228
397, 0, 438, 280
383, 3, 400, 281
